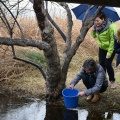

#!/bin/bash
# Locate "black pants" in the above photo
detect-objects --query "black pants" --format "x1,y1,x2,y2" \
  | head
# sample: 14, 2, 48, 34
99, 48, 115, 82
82, 74, 107, 93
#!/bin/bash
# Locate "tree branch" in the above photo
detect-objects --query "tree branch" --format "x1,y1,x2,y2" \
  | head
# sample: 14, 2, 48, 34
0, 37, 50, 50
58, 2, 72, 51
14, 56, 46, 80
47, 13, 66, 42
30, 1, 66, 41
0, 0, 24, 38
58, 2, 73, 80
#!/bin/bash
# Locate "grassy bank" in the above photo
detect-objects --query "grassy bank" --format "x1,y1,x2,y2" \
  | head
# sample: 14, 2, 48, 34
0, 16, 120, 111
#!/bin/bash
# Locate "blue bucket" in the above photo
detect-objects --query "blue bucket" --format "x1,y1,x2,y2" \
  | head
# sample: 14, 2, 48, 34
62, 88, 79, 108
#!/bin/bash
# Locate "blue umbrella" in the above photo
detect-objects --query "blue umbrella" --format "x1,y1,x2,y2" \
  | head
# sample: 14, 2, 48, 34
72, 4, 120, 22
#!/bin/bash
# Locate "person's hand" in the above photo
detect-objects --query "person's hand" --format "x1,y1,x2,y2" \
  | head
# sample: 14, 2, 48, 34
69, 84, 74, 89
92, 25, 95, 31
77, 91, 85, 97
106, 55, 111, 59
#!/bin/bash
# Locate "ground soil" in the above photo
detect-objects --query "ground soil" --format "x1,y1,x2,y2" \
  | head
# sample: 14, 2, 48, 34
0, 59, 120, 113
77, 84, 120, 113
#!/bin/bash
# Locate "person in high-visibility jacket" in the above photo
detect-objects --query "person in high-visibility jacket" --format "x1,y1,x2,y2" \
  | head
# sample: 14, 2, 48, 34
91, 12, 118, 89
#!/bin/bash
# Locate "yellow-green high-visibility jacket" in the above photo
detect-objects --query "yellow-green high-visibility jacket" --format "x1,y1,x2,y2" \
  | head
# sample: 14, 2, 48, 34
91, 18, 118, 56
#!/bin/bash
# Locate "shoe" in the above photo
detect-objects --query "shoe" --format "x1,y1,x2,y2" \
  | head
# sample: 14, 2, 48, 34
110, 81, 116, 89
86, 94, 94, 101
91, 92, 101, 103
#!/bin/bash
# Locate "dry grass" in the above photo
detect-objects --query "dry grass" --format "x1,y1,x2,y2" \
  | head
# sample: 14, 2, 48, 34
0, 17, 120, 98
0, 59, 45, 97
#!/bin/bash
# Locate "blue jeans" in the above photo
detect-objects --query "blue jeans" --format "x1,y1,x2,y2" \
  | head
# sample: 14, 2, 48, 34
82, 74, 107, 93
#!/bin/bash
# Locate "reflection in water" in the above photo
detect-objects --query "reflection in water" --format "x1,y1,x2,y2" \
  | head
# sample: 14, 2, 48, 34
105, 112, 120, 120
64, 109, 78, 120
64, 109, 88, 120
1, 101, 46, 120
44, 103, 64, 120
78, 109, 88, 120
0, 93, 120, 120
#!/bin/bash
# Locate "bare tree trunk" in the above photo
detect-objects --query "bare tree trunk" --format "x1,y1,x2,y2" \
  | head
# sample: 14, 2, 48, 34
33, 0, 64, 100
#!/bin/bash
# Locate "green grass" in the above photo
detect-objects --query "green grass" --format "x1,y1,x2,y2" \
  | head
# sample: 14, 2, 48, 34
115, 76, 120, 83
21, 51, 46, 68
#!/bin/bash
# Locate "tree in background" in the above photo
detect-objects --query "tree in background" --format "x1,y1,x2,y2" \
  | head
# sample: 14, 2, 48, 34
0, 0, 104, 101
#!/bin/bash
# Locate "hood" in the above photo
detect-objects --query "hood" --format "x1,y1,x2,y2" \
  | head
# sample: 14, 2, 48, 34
102, 18, 113, 32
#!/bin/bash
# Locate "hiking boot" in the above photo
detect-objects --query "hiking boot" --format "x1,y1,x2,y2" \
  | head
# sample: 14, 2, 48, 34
86, 94, 94, 101
110, 81, 116, 89
91, 92, 101, 103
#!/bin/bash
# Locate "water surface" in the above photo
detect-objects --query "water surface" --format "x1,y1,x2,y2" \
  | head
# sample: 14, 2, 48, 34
0, 93, 120, 120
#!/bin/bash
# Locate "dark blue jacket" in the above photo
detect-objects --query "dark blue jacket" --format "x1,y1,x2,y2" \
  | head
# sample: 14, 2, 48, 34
114, 37, 120, 67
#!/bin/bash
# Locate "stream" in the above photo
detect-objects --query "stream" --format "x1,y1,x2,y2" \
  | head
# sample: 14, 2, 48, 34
0, 93, 120, 120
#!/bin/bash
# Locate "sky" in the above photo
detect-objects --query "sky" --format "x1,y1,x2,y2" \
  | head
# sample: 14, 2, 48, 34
19, 1, 79, 19
8, 1, 120, 20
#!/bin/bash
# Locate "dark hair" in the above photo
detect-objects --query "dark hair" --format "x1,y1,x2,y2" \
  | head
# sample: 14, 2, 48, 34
83, 58, 97, 72
96, 12, 106, 20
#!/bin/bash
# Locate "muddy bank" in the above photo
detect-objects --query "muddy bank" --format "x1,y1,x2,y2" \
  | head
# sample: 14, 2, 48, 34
0, 82, 120, 115
78, 87, 120, 112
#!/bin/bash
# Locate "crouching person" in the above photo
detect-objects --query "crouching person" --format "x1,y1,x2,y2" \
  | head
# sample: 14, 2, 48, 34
69, 58, 108, 103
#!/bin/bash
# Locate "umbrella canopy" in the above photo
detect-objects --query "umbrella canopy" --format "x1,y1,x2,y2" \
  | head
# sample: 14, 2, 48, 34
72, 4, 120, 22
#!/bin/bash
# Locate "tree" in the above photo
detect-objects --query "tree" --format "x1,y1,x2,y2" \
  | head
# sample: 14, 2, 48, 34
0, 0, 104, 101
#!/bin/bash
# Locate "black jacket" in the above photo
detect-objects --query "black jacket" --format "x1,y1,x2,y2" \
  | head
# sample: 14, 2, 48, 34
114, 37, 120, 67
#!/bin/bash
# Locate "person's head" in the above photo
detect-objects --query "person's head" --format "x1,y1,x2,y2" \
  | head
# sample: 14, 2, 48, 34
83, 58, 97, 74
94, 12, 106, 27
116, 29, 120, 42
